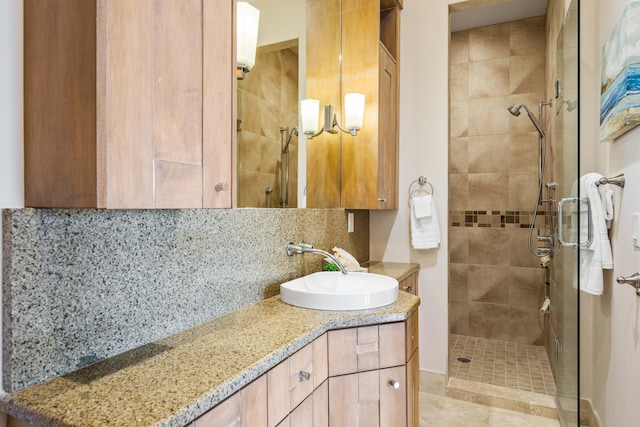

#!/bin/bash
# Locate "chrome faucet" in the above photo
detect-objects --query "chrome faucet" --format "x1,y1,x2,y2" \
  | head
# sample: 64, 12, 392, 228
286, 242, 348, 275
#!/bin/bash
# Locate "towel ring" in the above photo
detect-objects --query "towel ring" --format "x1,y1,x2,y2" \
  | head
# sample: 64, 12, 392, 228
409, 176, 434, 198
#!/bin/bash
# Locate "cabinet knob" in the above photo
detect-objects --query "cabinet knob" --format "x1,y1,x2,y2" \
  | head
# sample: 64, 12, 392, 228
403, 285, 413, 292
299, 371, 311, 382
389, 380, 400, 389
378, 198, 387, 203
215, 182, 229, 192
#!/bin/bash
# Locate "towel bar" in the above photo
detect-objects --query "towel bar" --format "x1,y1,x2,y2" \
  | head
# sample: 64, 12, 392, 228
617, 273, 640, 296
597, 173, 625, 187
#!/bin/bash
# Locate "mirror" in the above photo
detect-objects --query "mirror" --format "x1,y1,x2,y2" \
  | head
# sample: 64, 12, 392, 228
236, 0, 306, 208
236, 0, 342, 208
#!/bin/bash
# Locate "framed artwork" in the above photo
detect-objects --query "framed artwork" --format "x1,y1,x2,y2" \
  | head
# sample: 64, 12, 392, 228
600, 0, 640, 141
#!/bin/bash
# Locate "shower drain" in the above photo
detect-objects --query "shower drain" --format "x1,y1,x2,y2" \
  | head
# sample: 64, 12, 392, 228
457, 357, 471, 363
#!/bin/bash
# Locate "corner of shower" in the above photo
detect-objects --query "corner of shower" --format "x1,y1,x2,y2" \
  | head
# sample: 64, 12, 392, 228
447, 4, 581, 421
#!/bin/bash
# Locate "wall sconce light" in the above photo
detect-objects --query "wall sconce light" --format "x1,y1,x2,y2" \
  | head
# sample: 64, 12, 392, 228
300, 93, 365, 139
237, 2, 260, 80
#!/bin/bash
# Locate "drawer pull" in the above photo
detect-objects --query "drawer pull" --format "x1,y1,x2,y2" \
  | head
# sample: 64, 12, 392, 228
389, 380, 400, 389
299, 370, 311, 381
215, 182, 229, 192
356, 342, 379, 354
403, 285, 413, 292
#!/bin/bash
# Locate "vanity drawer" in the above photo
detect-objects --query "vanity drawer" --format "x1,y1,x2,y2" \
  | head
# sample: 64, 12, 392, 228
399, 271, 418, 295
268, 334, 328, 427
328, 322, 405, 376
193, 390, 241, 426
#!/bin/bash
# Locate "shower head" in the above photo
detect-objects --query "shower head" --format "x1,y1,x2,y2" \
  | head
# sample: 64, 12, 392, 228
280, 126, 298, 154
507, 103, 545, 137
507, 104, 523, 117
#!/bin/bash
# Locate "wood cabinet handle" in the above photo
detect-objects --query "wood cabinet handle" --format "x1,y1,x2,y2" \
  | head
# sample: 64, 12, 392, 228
389, 380, 400, 389
215, 183, 229, 192
299, 371, 311, 381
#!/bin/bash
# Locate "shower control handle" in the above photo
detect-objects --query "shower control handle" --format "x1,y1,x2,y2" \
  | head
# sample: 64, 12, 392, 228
537, 234, 553, 243
617, 273, 640, 296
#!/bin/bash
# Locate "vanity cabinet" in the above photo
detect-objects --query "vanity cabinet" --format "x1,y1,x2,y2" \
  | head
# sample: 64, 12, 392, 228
192, 334, 328, 427
193, 376, 267, 427
267, 334, 328, 427
189, 311, 418, 427
399, 271, 419, 296
24, 0, 234, 209
327, 313, 419, 426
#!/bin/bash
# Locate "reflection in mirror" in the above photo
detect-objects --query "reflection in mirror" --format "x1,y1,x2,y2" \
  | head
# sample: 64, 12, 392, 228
236, 0, 306, 208
304, 0, 342, 208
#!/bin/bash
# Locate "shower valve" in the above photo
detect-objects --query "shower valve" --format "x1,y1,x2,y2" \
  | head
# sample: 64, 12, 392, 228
536, 230, 553, 243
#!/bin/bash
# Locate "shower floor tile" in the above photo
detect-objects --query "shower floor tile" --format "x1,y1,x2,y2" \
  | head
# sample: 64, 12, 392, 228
449, 334, 556, 396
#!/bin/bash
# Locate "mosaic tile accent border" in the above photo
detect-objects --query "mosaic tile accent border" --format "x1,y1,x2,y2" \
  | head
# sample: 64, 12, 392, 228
449, 210, 552, 228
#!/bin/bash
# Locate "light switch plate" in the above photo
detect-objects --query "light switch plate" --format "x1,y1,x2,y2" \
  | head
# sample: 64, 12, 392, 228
633, 213, 640, 248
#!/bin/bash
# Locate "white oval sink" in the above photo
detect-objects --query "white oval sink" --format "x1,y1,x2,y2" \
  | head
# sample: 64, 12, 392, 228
280, 272, 399, 311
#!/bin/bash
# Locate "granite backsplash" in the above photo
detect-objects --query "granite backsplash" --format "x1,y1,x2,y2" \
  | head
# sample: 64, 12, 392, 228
1, 208, 369, 392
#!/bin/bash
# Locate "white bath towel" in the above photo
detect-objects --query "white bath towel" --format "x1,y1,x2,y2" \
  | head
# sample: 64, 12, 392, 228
411, 195, 440, 249
579, 173, 613, 295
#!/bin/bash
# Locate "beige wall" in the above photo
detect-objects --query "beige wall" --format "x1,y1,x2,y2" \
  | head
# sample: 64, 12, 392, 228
370, 0, 452, 374
581, 0, 640, 425
448, 17, 547, 345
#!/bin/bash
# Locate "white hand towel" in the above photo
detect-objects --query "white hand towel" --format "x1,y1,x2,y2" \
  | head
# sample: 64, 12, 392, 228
412, 194, 432, 218
411, 195, 440, 249
579, 173, 613, 296
598, 184, 614, 229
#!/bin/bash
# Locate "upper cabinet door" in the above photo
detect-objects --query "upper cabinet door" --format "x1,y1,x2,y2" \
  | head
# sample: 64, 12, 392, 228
340, 0, 400, 210
306, 0, 401, 210
24, 0, 234, 208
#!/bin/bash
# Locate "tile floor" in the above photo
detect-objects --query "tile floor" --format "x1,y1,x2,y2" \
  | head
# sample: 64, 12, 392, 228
419, 391, 562, 426
430, 334, 564, 426
449, 334, 556, 395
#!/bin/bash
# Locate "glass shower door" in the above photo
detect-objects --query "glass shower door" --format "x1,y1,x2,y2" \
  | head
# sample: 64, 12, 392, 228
553, 0, 580, 425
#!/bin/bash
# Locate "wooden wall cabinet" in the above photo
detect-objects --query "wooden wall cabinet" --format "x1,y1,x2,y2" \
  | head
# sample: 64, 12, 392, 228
24, 0, 234, 208
340, 0, 401, 210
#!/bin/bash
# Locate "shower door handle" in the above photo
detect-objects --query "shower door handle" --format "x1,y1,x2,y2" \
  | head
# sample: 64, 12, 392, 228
557, 197, 592, 248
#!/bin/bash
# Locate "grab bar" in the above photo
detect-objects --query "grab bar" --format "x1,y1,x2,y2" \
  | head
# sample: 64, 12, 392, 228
557, 197, 592, 248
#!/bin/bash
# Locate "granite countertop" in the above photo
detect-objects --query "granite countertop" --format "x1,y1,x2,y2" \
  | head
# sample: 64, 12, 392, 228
366, 261, 420, 282
0, 267, 420, 427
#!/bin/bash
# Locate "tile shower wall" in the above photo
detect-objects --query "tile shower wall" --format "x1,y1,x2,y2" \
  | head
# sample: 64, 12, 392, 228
2, 208, 368, 392
449, 17, 546, 345
237, 47, 299, 208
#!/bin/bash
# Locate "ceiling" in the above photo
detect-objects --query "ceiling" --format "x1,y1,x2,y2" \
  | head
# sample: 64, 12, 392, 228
450, 0, 548, 32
